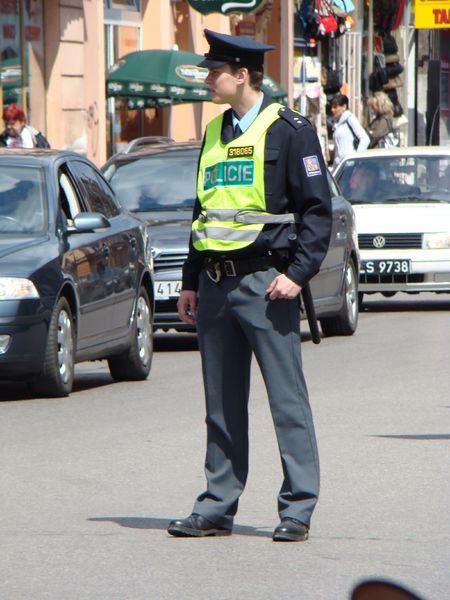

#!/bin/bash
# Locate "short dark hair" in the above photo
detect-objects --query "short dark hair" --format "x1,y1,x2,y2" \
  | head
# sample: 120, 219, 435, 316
229, 63, 264, 92
330, 94, 349, 109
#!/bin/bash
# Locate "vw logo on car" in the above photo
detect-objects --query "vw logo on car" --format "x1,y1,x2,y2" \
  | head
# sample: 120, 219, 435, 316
373, 235, 386, 248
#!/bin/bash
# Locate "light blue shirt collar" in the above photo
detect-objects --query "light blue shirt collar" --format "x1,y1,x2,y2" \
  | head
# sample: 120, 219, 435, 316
231, 93, 264, 133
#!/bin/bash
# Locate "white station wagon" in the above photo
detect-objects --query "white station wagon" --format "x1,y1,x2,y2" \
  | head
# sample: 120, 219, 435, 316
333, 147, 450, 303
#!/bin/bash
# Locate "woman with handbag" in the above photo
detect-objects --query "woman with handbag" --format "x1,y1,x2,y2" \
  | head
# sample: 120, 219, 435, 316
367, 91, 399, 148
330, 94, 370, 167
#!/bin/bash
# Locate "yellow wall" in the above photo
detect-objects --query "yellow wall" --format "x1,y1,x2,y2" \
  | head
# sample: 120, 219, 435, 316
44, 0, 106, 165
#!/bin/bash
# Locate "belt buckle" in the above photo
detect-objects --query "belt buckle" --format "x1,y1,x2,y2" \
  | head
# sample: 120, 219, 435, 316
223, 260, 236, 277
206, 260, 222, 283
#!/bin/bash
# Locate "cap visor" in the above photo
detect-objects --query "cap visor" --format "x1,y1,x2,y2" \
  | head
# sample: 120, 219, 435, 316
197, 57, 228, 68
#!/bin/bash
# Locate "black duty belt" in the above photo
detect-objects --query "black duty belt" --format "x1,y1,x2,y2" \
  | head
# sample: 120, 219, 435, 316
204, 255, 279, 283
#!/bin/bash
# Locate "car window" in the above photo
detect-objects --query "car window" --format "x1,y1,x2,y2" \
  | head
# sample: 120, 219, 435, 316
59, 172, 81, 224
68, 160, 120, 218
335, 155, 450, 204
104, 150, 199, 212
326, 170, 340, 198
0, 165, 47, 233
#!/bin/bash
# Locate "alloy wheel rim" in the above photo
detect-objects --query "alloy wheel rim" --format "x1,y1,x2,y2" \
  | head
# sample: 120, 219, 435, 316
57, 309, 74, 384
346, 264, 358, 326
136, 296, 152, 367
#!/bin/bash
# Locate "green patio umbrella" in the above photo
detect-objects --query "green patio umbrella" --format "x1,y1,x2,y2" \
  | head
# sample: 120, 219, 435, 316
106, 49, 288, 107
106, 49, 210, 105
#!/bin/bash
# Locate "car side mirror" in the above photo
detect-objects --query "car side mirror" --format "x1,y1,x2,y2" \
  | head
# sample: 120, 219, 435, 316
70, 212, 111, 233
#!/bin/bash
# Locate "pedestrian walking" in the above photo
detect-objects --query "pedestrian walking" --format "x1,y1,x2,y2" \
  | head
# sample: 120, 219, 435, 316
0, 103, 50, 149
167, 29, 332, 542
330, 93, 370, 166
367, 91, 399, 148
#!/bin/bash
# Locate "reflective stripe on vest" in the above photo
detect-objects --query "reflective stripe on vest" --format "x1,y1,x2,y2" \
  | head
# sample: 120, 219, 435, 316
192, 103, 283, 252
199, 208, 300, 225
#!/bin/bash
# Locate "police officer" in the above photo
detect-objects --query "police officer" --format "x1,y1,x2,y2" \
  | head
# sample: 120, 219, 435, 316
168, 29, 332, 542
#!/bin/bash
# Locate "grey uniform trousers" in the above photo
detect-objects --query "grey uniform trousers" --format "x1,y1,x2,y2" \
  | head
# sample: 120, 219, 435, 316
192, 267, 320, 529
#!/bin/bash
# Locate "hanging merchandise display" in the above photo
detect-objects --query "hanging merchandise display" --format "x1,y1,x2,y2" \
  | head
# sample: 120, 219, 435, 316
317, 0, 339, 35
369, 54, 389, 92
298, 0, 321, 39
298, 0, 339, 39
374, 0, 406, 32
323, 67, 342, 94
331, 0, 355, 17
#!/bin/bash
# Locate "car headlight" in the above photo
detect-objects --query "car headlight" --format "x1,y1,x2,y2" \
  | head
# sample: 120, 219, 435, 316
0, 277, 40, 300
140, 226, 153, 270
423, 233, 450, 249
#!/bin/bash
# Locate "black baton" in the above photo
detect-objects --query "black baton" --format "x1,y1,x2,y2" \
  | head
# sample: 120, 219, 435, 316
301, 282, 321, 344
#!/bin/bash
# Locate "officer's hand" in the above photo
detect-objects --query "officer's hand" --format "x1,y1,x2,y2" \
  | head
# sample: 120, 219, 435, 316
267, 273, 301, 300
177, 290, 197, 324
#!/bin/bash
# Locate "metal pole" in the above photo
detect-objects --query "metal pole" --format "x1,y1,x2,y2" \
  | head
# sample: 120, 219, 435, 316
368, 0, 373, 85
19, 0, 27, 115
0, 50, 3, 116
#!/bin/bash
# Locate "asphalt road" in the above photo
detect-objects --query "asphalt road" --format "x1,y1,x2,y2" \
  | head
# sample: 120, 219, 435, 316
1, 293, 449, 600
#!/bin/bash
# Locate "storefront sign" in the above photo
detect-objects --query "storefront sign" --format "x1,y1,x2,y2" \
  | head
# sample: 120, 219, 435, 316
187, 0, 265, 15
415, 0, 450, 28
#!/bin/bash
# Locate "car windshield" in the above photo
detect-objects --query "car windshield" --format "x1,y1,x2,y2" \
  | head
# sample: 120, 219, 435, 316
104, 150, 199, 212
0, 166, 47, 233
335, 155, 449, 204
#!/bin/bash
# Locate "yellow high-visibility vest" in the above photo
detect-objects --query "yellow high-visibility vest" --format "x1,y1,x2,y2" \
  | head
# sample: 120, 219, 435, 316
193, 102, 294, 253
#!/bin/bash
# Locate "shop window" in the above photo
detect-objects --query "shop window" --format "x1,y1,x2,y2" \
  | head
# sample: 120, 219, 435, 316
0, 0, 45, 133
104, 0, 140, 11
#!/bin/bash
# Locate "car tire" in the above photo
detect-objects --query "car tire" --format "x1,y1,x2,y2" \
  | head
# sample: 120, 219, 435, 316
320, 259, 358, 336
108, 287, 153, 381
30, 296, 75, 397
358, 292, 364, 306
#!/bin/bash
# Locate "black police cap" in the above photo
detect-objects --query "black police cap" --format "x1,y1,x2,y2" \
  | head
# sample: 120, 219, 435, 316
198, 29, 275, 70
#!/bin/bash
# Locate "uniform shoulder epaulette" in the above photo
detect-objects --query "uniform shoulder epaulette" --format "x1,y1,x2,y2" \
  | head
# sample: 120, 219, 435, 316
277, 107, 311, 130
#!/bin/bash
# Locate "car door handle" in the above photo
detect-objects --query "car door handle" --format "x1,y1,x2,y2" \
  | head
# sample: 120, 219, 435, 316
340, 214, 347, 224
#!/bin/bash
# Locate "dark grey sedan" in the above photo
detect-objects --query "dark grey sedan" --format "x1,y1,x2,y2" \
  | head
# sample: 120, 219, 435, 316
103, 138, 359, 338
0, 149, 154, 396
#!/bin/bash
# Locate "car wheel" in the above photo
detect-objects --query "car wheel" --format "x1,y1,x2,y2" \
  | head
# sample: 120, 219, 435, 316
320, 259, 358, 336
30, 297, 75, 397
108, 287, 153, 381
358, 292, 364, 306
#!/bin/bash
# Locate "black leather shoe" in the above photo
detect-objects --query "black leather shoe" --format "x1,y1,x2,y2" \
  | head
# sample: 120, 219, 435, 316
167, 513, 231, 537
272, 518, 309, 542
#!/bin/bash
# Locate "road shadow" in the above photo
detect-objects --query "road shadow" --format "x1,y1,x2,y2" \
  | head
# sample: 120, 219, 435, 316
361, 295, 450, 313
0, 368, 115, 402
0, 381, 34, 401
88, 516, 273, 538
372, 433, 450, 440
154, 332, 199, 352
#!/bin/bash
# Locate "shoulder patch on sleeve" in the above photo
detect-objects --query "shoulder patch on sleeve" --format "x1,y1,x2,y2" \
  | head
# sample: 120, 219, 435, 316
277, 107, 309, 130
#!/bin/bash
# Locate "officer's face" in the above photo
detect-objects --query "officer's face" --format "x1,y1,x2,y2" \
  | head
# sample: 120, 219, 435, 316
205, 65, 243, 104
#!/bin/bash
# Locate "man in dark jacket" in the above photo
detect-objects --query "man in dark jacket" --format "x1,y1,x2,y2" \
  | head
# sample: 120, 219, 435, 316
168, 30, 332, 542
0, 103, 50, 148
